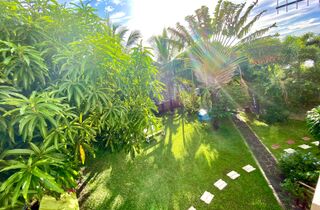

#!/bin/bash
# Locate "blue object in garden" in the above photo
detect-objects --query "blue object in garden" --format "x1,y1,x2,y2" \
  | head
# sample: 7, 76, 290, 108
198, 109, 211, 122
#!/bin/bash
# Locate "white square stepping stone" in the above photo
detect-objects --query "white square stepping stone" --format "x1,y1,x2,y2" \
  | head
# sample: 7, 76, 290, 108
188, 206, 196, 210
227, 171, 240, 180
200, 191, 214, 204
242, 164, 256, 173
298, 144, 311, 149
311, 141, 319, 146
284, 148, 296, 154
214, 179, 227, 190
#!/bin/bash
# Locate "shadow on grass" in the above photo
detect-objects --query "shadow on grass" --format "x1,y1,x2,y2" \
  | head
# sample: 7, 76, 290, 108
80, 115, 275, 210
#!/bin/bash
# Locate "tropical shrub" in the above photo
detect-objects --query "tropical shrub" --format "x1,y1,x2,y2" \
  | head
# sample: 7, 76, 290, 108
259, 104, 289, 124
0, 142, 78, 208
179, 89, 200, 114
241, 33, 320, 115
0, 0, 161, 207
279, 152, 320, 207
306, 106, 320, 141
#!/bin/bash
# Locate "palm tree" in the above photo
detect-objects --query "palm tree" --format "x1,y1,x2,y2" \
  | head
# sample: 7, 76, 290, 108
106, 19, 142, 49
150, 29, 177, 103
167, 0, 276, 128
150, 28, 192, 112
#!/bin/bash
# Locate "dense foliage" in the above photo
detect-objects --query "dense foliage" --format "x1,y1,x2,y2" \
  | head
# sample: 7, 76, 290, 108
307, 105, 320, 141
279, 152, 320, 208
151, 0, 275, 128
0, 0, 319, 208
0, 0, 161, 208
242, 34, 320, 123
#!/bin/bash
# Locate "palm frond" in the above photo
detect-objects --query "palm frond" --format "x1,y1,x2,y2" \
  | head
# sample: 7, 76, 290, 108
238, 10, 267, 39
240, 23, 276, 44
235, 0, 258, 34
116, 26, 129, 40
126, 30, 141, 48
213, 0, 223, 21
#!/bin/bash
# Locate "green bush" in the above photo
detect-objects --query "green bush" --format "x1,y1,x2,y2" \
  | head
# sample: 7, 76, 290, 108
179, 89, 200, 115
259, 104, 289, 124
307, 105, 320, 140
279, 152, 320, 206
280, 152, 320, 184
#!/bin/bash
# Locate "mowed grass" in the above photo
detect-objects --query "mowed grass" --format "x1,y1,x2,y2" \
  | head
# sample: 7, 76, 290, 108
243, 113, 318, 159
80, 114, 281, 210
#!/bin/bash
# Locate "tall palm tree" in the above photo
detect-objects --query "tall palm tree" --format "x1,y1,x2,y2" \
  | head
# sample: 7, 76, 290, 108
167, 0, 276, 128
150, 29, 188, 108
168, 1, 276, 88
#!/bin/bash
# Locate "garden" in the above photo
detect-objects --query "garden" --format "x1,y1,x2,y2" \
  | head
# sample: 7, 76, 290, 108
0, 0, 320, 210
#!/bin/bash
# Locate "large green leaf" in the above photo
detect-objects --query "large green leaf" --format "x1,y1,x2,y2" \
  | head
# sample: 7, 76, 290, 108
32, 167, 64, 193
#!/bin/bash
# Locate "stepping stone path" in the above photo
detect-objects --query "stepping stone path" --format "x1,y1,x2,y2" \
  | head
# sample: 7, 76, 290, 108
200, 191, 214, 204
287, 139, 295, 145
302, 136, 311, 141
233, 115, 299, 209
242, 164, 256, 173
271, 144, 280, 149
190, 165, 255, 208
311, 141, 319, 146
214, 179, 227, 190
227, 171, 240, 180
298, 144, 311, 149
284, 148, 296, 154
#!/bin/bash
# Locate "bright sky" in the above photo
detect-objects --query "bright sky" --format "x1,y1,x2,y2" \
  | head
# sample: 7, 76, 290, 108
127, 0, 214, 41
60, 0, 320, 41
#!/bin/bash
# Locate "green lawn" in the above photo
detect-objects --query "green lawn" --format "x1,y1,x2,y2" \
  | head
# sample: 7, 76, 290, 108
80, 114, 281, 210
241, 113, 318, 159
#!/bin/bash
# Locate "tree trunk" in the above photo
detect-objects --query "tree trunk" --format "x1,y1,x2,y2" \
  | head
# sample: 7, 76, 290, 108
249, 90, 260, 114
211, 88, 220, 130
212, 119, 220, 130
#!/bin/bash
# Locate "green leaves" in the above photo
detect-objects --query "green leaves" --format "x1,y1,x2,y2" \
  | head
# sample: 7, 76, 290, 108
57, 80, 86, 108
307, 106, 320, 141
0, 41, 48, 90
1, 91, 69, 141
0, 0, 162, 208
0, 141, 77, 206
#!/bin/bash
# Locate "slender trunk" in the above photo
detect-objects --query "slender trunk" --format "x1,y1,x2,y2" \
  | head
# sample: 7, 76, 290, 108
211, 89, 220, 130
249, 90, 260, 114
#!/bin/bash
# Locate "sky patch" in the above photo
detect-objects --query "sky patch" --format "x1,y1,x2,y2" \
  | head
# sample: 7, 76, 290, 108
58, 0, 320, 40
